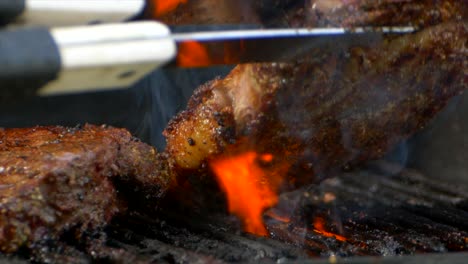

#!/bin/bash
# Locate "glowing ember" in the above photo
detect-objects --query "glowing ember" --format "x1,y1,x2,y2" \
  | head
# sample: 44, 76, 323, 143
210, 152, 278, 236
313, 217, 347, 242
259, 153, 273, 163
153, 0, 188, 16
177, 41, 212, 67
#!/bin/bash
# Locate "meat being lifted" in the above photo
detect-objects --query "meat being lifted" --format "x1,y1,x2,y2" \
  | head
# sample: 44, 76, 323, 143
0, 125, 172, 253
164, 1, 467, 186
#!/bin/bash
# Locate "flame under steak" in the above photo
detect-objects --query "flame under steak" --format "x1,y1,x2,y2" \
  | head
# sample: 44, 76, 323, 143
0, 124, 172, 253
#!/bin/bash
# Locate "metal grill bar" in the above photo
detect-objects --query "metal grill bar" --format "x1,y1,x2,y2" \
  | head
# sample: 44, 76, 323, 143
4, 161, 468, 263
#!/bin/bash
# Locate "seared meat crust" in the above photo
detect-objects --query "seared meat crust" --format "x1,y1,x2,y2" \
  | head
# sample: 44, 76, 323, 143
164, 9, 467, 187
285, 0, 466, 27
0, 124, 171, 253
156, 0, 466, 28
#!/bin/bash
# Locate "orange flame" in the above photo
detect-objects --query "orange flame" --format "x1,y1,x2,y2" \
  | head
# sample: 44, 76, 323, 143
177, 41, 212, 67
313, 217, 347, 242
153, 0, 188, 16
210, 152, 278, 236
176, 40, 247, 67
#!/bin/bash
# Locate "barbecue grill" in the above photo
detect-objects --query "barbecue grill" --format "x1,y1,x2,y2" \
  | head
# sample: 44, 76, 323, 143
0, 1, 467, 263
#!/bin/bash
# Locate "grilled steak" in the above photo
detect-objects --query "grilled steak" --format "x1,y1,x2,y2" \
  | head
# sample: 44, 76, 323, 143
278, 0, 466, 27
163, 1, 467, 187
0, 124, 172, 253
156, 0, 466, 27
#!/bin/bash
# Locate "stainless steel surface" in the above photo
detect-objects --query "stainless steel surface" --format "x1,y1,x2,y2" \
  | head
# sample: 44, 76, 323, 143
170, 26, 416, 42
57, 26, 416, 46
170, 26, 417, 66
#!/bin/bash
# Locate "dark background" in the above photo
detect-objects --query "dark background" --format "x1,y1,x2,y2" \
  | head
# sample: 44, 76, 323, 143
0, 67, 232, 149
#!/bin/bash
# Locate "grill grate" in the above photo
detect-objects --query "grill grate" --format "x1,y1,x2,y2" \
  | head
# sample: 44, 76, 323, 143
4, 161, 468, 263
106, 161, 468, 263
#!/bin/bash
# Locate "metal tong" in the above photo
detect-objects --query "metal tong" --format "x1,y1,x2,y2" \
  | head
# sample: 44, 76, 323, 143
0, 0, 416, 98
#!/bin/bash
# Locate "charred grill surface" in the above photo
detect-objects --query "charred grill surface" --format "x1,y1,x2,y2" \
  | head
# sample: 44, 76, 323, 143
0, 125, 172, 253
76, 164, 468, 261
4, 163, 467, 263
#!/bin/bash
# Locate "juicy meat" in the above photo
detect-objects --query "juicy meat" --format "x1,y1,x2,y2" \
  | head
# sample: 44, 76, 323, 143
0, 124, 172, 253
284, 0, 467, 27
155, 0, 466, 27
164, 15, 467, 187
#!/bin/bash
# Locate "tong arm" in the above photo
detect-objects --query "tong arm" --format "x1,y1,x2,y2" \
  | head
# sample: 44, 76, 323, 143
0, 22, 176, 101
2, 0, 145, 26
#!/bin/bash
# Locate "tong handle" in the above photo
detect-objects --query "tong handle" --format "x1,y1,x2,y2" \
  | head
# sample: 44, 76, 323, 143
0, 27, 61, 103
43, 22, 176, 96
0, 22, 176, 102
2, 0, 145, 26
0, 0, 24, 24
